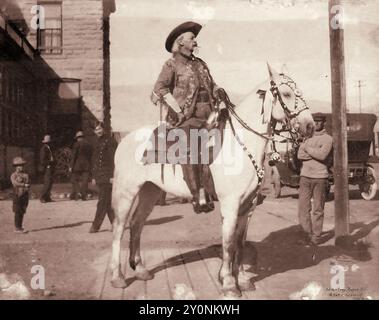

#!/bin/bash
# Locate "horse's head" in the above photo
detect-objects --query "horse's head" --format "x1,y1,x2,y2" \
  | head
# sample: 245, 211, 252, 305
264, 64, 315, 137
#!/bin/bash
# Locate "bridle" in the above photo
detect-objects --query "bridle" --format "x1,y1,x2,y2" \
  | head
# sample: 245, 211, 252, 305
219, 74, 310, 184
269, 73, 310, 119
222, 73, 310, 142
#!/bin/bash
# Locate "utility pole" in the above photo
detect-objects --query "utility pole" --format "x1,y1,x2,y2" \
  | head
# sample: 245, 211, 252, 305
355, 80, 365, 113
329, 0, 350, 245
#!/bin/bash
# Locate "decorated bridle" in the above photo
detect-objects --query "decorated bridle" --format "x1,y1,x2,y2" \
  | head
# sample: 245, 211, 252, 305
269, 73, 310, 120
268, 73, 311, 149
219, 73, 310, 184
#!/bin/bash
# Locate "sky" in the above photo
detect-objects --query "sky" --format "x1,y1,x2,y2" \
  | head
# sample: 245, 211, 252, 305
110, 0, 379, 132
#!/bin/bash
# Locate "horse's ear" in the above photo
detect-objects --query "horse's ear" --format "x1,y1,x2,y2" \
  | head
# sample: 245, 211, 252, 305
267, 63, 280, 84
281, 63, 289, 76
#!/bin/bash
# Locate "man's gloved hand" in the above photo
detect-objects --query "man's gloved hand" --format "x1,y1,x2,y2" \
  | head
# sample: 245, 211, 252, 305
150, 91, 161, 106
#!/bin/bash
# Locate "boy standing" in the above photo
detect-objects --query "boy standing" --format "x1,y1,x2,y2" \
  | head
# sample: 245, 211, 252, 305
10, 157, 30, 233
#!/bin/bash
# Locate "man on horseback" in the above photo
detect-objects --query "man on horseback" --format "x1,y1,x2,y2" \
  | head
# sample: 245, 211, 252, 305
150, 21, 224, 214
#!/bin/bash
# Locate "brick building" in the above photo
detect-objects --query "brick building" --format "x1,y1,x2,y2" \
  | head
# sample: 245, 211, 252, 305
0, 0, 115, 186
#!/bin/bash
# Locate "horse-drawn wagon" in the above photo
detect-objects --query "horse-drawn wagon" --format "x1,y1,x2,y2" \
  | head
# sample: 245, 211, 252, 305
271, 113, 378, 200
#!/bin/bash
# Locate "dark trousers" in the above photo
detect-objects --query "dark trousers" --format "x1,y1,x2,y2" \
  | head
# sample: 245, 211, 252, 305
71, 171, 90, 199
92, 182, 115, 230
40, 167, 54, 201
298, 176, 328, 240
13, 193, 29, 229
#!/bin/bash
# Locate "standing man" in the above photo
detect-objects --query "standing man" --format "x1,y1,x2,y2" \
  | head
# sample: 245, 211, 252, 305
39, 134, 55, 203
150, 21, 224, 213
69, 131, 93, 201
89, 123, 117, 233
297, 113, 333, 246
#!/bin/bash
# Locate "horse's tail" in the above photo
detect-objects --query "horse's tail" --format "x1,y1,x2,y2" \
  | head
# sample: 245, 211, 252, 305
111, 139, 128, 214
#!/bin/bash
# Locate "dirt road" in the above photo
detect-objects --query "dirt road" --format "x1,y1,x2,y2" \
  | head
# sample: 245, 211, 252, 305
0, 180, 378, 300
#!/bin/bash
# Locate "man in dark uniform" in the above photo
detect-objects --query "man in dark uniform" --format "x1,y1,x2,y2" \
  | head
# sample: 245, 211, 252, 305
151, 21, 223, 213
39, 135, 55, 203
69, 131, 93, 201
89, 123, 117, 233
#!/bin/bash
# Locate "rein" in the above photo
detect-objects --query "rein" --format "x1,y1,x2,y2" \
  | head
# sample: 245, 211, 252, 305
218, 88, 273, 142
217, 75, 308, 184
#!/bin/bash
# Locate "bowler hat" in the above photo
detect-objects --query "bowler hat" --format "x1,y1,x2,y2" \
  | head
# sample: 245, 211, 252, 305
75, 131, 84, 139
42, 135, 51, 143
13, 157, 26, 166
165, 21, 202, 53
313, 113, 326, 122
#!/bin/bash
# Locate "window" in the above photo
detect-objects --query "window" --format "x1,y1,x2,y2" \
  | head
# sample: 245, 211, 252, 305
37, 1, 62, 54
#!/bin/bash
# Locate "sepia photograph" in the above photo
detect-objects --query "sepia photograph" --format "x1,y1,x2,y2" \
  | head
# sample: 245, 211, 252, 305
0, 0, 379, 303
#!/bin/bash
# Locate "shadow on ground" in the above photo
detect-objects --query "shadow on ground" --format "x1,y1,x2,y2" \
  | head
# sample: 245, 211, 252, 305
28, 221, 93, 232
26, 214, 182, 233
145, 215, 183, 226
123, 218, 379, 287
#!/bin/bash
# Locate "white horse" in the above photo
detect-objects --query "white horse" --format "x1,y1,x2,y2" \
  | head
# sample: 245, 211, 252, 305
110, 64, 315, 298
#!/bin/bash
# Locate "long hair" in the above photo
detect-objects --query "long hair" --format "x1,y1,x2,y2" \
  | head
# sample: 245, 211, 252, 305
171, 34, 184, 54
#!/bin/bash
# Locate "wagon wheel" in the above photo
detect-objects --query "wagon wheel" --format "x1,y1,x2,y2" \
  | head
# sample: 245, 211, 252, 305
54, 147, 72, 181
359, 166, 377, 201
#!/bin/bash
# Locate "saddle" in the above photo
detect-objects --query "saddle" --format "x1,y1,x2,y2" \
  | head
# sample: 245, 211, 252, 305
142, 110, 228, 166
141, 109, 230, 204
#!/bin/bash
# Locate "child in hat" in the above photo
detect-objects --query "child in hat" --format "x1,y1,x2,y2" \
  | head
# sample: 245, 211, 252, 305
10, 157, 30, 233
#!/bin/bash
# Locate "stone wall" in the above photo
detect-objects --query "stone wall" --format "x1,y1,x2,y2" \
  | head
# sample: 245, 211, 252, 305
8, 0, 110, 135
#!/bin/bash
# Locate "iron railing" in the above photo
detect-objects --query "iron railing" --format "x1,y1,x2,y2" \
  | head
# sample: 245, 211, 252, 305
38, 28, 62, 54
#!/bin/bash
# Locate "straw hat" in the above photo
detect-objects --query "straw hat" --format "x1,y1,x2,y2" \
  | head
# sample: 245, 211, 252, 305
42, 135, 51, 143
75, 131, 84, 139
13, 157, 26, 166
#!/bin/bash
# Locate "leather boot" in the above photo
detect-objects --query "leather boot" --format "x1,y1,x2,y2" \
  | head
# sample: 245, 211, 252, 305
181, 164, 202, 213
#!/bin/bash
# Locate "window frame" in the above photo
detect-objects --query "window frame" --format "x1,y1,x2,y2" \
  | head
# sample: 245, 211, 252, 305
37, 1, 63, 54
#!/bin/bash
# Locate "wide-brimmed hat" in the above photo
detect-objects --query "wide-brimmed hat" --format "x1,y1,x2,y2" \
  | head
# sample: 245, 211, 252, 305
75, 131, 84, 139
42, 135, 51, 143
313, 113, 326, 122
165, 21, 202, 53
13, 157, 26, 166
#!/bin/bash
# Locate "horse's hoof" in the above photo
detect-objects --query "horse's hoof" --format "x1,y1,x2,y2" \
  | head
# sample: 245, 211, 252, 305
136, 270, 154, 281
222, 287, 242, 299
111, 278, 127, 288
239, 279, 256, 291
238, 273, 256, 291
